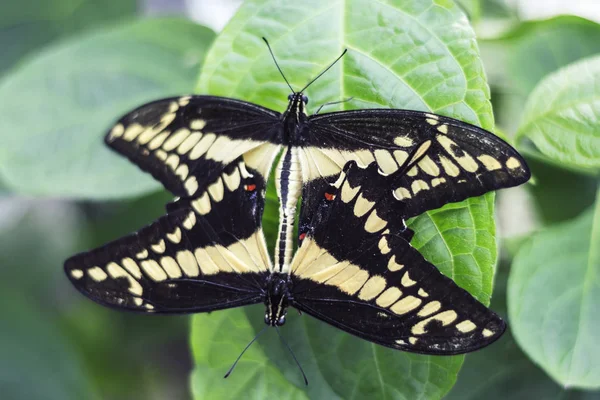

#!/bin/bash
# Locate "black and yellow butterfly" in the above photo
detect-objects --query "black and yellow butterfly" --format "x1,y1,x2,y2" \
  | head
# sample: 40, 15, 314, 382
65, 43, 530, 361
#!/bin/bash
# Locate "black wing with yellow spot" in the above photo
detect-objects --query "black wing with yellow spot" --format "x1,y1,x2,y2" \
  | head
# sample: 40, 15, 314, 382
290, 161, 505, 355
65, 160, 271, 313
105, 96, 282, 198
300, 109, 530, 218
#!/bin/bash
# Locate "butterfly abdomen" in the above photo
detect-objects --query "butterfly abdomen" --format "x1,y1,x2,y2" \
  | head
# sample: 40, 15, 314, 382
264, 272, 292, 326
275, 147, 302, 273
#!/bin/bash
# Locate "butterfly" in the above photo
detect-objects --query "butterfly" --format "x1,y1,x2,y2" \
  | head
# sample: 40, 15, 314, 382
65, 143, 516, 358
65, 40, 531, 366
102, 39, 530, 277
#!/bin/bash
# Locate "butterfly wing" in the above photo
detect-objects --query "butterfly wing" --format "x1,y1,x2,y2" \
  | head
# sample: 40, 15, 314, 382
302, 109, 530, 218
290, 161, 505, 355
65, 160, 271, 313
106, 95, 282, 197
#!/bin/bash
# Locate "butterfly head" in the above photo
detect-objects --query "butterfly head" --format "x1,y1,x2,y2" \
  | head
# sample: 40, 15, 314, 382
283, 91, 309, 119
288, 93, 309, 104
264, 273, 291, 326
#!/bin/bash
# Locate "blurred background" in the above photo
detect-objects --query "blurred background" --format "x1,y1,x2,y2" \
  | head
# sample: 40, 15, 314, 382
0, 1, 599, 399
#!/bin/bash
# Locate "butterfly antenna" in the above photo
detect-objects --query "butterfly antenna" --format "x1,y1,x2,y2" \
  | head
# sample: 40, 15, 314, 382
224, 325, 269, 379
315, 97, 354, 115
275, 326, 309, 386
262, 37, 295, 93
299, 49, 348, 93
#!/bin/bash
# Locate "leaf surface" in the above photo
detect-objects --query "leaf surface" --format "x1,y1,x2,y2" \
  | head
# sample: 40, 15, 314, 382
516, 55, 600, 173
508, 186, 600, 389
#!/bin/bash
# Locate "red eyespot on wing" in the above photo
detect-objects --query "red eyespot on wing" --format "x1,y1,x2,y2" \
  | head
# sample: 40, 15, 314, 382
324, 192, 335, 201
244, 184, 257, 192
299, 233, 306, 241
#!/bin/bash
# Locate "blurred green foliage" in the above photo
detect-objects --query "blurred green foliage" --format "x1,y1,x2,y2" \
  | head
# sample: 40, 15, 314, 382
0, 0, 599, 399
0, 18, 214, 198
0, 0, 137, 77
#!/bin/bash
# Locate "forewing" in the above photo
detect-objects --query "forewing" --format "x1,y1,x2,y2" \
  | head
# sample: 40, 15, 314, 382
304, 109, 529, 218
290, 164, 505, 355
106, 95, 282, 197
65, 160, 272, 313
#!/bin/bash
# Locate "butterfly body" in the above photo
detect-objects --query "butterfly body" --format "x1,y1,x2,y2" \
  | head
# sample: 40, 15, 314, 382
281, 93, 309, 145
264, 272, 292, 326
274, 146, 303, 272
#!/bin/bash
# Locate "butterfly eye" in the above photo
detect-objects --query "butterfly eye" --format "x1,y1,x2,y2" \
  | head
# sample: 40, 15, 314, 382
302, 95, 309, 104
288, 93, 294, 101
264, 313, 270, 324
277, 315, 286, 326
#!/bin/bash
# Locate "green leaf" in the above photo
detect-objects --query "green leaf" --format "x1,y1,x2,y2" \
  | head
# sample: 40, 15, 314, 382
197, 1, 494, 130
190, 307, 308, 400
516, 55, 600, 173
0, 18, 215, 199
448, 259, 599, 399
503, 16, 600, 98
0, 0, 137, 77
481, 16, 600, 133
192, 305, 465, 399
191, 0, 497, 397
508, 185, 600, 389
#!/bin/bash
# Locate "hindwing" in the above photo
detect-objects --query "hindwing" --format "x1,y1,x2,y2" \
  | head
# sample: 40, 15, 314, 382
290, 161, 505, 355
105, 96, 282, 197
65, 160, 271, 313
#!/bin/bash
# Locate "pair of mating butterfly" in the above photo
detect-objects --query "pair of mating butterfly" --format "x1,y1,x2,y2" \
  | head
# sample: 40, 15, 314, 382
65, 39, 530, 380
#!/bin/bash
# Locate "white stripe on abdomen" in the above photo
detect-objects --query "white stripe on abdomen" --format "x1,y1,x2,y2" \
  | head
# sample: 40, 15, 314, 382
274, 146, 302, 273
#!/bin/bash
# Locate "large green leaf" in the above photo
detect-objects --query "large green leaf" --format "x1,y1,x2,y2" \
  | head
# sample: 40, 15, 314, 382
516, 55, 600, 173
503, 16, 600, 97
448, 260, 599, 399
190, 307, 308, 400
191, 0, 498, 398
481, 16, 600, 134
0, 18, 214, 199
508, 186, 600, 389
0, 0, 137, 77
